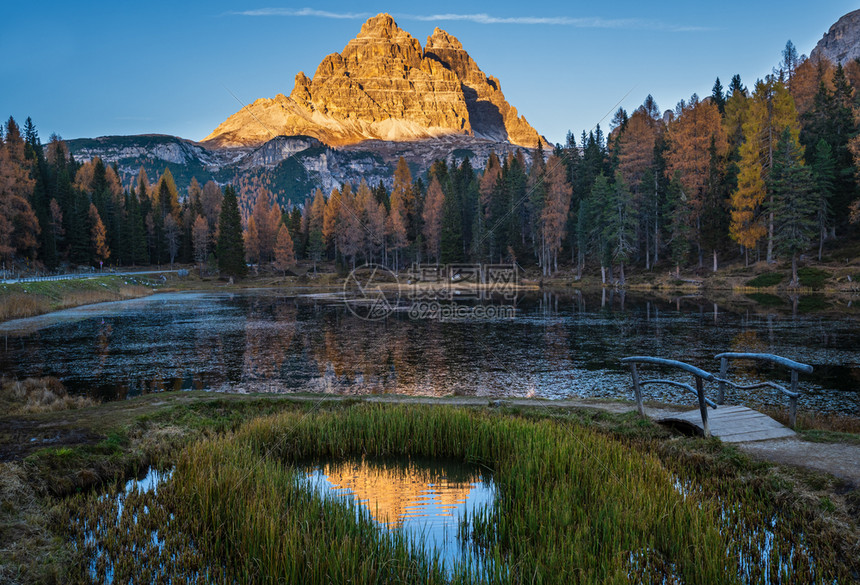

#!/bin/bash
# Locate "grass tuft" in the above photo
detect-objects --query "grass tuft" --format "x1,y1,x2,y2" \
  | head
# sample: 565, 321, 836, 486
0, 377, 97, 415
746, 272, 785, 288
797, 267, 830, 290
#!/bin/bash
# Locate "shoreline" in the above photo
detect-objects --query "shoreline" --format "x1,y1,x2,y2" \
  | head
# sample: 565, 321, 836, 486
2, 271, 859, 327
0, 276, 155, 324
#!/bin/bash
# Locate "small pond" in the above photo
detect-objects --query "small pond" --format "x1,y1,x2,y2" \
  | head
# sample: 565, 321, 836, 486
301, 457, 497, 577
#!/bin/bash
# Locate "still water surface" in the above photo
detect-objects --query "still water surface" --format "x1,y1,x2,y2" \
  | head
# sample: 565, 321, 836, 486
301, 457, 495, 576
0, 289, 857, 414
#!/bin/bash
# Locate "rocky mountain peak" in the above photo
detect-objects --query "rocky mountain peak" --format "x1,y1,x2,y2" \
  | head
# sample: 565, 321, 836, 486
811, 9, 860, 65
426, 27, 463, 51
203, 14, 547, 149
355, 13, 406, 40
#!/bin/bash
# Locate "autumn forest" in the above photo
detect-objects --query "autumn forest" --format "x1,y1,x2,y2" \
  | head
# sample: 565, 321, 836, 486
2, 42, 860, 283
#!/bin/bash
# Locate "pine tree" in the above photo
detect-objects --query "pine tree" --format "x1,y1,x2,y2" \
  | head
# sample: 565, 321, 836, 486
604, 172, 637, 283
479, 153, 504, 261
192, 215, 209, 273
127, 187, 148, 265
504, 152, 528, 261
455, 157, 478, 256
770, 128, 816, 285
712, 78, 727, 115
811, 139, 835, 260
288, 207, 304, 258
48, 199, 64, 260
700, 137, 730, 271
824, 65, 857, 232
587, 173, 614, 283
780, 40, 800, 91
610, 107, 629, 133
728, 74, 747, 98
164, 214, 180, 267
68, 189, 90, 265
666, 172, 692, 276
307, 229, 324, 274
439, 162, 464, 264
217, 185, 247, 278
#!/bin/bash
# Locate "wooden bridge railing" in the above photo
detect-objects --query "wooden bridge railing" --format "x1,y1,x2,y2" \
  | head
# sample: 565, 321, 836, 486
620, 356, 717, 437
713, 353, 813, 428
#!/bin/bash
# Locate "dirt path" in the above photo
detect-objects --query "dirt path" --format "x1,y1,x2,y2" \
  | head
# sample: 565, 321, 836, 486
737, 439, 860, 484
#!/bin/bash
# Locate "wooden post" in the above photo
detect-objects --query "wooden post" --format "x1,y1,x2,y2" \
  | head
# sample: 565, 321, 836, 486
718, 357, 728, 405
789, 369, 799, 428
695, 376, 710, 438
629, 363, 644, 417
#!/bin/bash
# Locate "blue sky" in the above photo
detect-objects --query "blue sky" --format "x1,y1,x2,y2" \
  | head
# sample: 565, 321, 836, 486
1, 1, 857, 146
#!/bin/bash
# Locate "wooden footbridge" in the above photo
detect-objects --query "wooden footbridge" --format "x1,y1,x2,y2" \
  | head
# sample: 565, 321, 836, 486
620, 353, 813, 443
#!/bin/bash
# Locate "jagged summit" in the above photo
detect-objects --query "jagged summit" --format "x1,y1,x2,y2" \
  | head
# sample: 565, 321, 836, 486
203, 13, 547, 149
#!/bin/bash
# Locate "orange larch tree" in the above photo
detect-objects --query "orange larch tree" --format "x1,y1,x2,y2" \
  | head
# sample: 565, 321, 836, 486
539, 155, 572, 275
335, 184, 362, 268
387, 157, 411, 267
356, 179, 385, 263
250, 188, 280, 263
244, 216, 260, 264
790, 56, 835, 118
273, 224, 296, 275
665, 96, 728, 266
422, 176, 445, 264
0, 119, 39, 262
729, 77, 801, 264
88, 203, 110, 265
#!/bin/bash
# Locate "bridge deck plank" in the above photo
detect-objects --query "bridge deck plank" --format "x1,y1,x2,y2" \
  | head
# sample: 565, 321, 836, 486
655, 405, 795, 443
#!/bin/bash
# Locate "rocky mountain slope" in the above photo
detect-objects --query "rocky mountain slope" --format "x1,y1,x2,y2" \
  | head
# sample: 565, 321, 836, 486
203, 13, 548, 149
811, 9, 860, 65
66, 133, 536, 206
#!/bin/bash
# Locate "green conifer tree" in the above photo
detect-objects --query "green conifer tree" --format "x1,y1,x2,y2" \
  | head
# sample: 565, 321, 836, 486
811, 139, 835, 260
666, 172, 692, 277
216, 185, 247, 278
770, 128, 816, 285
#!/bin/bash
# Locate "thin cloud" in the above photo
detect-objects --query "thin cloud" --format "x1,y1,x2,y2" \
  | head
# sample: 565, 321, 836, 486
401, 13, 707, 32
229, 8, 708, 32
230, 8, 370, 19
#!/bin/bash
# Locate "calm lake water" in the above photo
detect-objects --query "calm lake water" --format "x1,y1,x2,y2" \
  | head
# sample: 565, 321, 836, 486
0, 288, 858, 415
